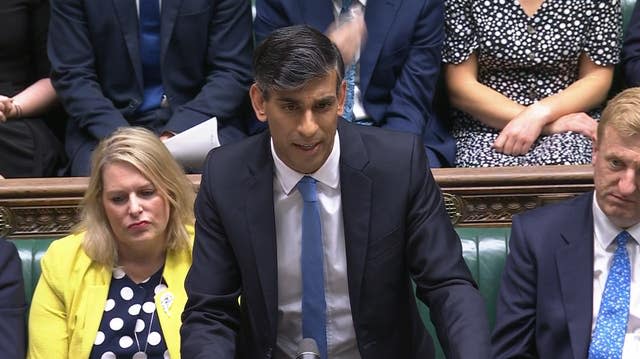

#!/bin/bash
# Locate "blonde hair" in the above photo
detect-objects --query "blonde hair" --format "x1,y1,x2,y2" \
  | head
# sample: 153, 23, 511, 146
599, 87, 640, 141
78, 127, 195, 266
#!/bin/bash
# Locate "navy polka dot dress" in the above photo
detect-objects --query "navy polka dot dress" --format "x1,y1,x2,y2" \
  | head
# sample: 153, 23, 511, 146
443, 0, 622, 167
89, 267, 169, 359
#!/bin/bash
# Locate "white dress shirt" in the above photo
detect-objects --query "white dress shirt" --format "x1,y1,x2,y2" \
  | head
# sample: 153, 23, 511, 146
592, 193, 640, 358
135, 0, 162, 15
271, 132, 360, 358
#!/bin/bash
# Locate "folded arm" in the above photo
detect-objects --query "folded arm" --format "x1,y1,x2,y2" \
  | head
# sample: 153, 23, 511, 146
446, 52, 611, 154
0, 79, 57, 122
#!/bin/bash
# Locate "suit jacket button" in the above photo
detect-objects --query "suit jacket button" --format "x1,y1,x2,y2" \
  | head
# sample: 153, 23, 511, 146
161, 94, 170, 108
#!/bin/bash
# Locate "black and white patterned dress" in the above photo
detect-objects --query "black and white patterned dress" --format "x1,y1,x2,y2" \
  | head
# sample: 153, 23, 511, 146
443, 0, 621, 167
90, 267, 169, 359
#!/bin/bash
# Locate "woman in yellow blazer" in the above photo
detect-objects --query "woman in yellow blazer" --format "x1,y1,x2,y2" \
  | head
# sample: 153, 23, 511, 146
28, 127, 196, 359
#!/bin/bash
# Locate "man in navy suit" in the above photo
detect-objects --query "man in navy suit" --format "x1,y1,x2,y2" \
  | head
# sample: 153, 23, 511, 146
0, 239, 26, 359
253, 0, 455, 167
623, 1, 640, 87
492, 87, 640, 358
181, 25, 489, 358
48, 0, 253, 175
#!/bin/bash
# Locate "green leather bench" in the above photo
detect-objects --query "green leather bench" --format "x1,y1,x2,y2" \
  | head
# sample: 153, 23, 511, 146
10, 227, 511, 358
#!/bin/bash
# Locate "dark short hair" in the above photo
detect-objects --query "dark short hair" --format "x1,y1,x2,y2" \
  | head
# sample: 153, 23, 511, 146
253, 25, 345, 98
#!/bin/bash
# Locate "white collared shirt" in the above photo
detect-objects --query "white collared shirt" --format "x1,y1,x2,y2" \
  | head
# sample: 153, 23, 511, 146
271, 132, 360, 358
332, 0, 368, 120
592, 193, 640, 357
135, 0, 162, 16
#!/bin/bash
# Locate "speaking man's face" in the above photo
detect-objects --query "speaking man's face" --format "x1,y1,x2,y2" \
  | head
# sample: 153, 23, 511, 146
250, 71, 346, 174
593, 126, 640, 228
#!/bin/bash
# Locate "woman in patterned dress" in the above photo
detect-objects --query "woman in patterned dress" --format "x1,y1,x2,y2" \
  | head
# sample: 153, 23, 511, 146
28, 127, 195, 359
443, 0, 622, 167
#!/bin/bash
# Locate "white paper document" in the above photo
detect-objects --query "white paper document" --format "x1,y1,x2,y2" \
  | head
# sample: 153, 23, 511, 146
164, 117, 220, 170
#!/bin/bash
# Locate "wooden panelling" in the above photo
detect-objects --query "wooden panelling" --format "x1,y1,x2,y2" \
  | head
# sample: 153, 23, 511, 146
0, 167, 593, 238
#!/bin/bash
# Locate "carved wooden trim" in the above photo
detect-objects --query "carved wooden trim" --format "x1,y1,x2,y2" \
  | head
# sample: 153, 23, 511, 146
0, 167, 593, 238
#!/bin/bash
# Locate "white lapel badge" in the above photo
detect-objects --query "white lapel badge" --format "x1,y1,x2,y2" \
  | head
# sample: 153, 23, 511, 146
160, 291, 174, 317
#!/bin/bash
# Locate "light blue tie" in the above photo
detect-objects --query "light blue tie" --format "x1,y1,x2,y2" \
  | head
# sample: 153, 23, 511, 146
588, 231, 631, 359
297, 176, 327, 359
340, 0, 356, 122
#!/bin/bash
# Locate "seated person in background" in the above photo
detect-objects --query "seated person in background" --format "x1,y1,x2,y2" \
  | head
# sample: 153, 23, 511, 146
0, 238, 26, 359
48, 0, 254, 176
623, 1, 640, 87
181, 25, 490, 359
443, 0, 621, 167
492, 87, 640, 358
253, 0, 456, 167
28, 127, 196, 358
0, 0, 65, 178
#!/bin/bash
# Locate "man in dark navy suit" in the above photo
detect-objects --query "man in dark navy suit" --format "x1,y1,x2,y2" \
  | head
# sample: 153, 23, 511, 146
181, 25, 489, 359
253, 0, 455, 167
493, 87, 640, 358
49, 0, 253, 175
0, 239, 26, 359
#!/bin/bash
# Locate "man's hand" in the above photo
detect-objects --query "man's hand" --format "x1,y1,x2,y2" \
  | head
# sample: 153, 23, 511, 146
159, 131, 175, 141
326, 5, 366, 66
493, 103, 552, 156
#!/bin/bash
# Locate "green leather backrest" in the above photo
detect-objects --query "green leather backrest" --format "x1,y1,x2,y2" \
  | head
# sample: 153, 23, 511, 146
10, 228, 511, 355
417, 228, 510, 359
10, 238, 56, 309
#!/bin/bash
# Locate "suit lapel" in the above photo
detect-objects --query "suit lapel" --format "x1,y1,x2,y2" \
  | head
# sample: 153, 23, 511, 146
556, 193, 595, 359
360, 0, 400, 95
300, 2, 334, 32
160, 0, 183, 65
337, 122, 372, 318
244, 133, 279, 338
113, 0, 144, 91
155, 246, 191, 357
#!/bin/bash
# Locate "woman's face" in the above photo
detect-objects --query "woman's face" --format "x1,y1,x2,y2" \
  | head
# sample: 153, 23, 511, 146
101, 162, 170, 251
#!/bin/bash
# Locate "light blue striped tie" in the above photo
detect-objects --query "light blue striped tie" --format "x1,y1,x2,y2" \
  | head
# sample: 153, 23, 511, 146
340, 0, 356, 122
588, 231, 631, 359
298, 176, 327, 359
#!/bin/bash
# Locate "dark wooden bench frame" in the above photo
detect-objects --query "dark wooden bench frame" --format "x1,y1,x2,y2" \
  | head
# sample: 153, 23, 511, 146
0, 165, 594, 238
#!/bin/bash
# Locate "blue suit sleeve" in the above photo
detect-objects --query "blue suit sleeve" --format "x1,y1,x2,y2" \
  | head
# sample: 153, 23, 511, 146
0, 240, 26, 359
48, 0, 130, 141
406, 135, 490, 358
164, 0, 254, 140
624, 2, 640, 87
380, 0, 443, 137
254, 0, 294, 45
491, 215, 538, 359
181, 152, 242, 357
